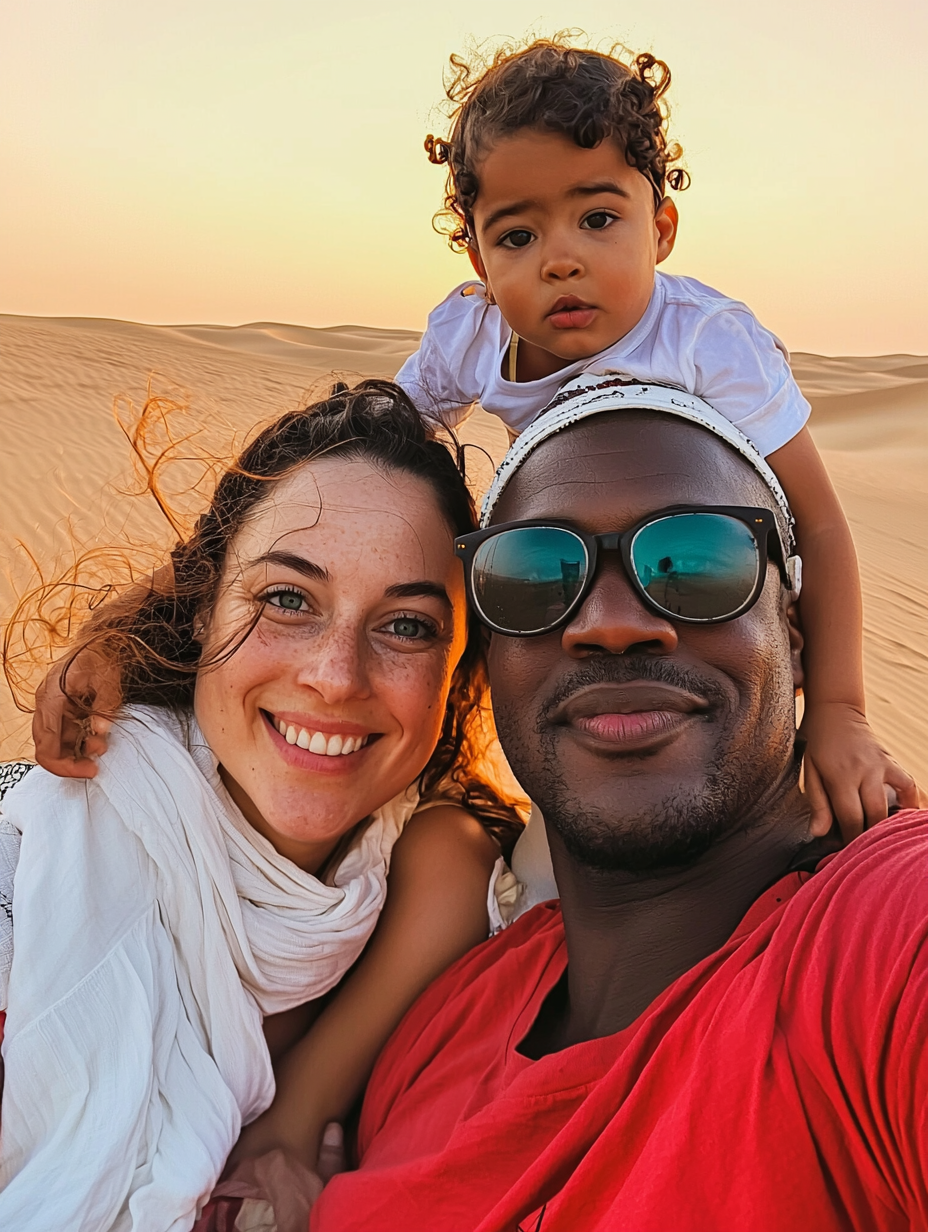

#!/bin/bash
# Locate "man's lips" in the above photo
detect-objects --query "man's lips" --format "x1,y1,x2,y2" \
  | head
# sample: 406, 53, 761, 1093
548, 682, 710, 751
547, 295, 597, 330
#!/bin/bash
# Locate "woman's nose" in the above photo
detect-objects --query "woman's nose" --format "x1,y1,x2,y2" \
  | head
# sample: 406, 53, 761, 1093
561, 563, 679, 658
294, 624, 372, 702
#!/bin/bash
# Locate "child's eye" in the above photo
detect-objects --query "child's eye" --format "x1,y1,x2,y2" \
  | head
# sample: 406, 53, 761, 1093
580, 211, 617, 231
262, 588, 310, 615
380, 615, 439, 641
499, 229, 534, 249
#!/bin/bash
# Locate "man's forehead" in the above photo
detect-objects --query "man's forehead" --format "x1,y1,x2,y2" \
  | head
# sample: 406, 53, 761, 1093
491, 413, 770, 525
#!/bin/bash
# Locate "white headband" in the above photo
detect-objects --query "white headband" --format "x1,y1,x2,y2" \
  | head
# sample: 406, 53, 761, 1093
479, 374, 801, 595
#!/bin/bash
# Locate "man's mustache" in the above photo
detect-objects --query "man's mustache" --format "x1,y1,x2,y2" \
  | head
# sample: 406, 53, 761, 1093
541, 655, 730, 722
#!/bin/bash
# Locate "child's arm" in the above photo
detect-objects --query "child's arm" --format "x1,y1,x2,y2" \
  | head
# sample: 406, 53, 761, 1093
31, 565, 176, 777
768, 427, 921, 834
394, 283, 488, 428
227, 802, 500, 1170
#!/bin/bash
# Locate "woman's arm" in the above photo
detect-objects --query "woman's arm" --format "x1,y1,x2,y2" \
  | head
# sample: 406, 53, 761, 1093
768, 427, 920, 832
228, 803, 499, 1169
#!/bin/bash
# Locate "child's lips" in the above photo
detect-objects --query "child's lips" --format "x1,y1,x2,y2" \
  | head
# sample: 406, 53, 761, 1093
547, 299, 597, 330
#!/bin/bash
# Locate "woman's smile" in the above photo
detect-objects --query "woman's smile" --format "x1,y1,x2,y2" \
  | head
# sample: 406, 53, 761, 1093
268, 710, 373, 755
263, 708, 375, 771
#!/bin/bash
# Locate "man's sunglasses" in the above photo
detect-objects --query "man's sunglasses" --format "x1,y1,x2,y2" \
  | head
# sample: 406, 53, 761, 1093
455, 506, 794, 637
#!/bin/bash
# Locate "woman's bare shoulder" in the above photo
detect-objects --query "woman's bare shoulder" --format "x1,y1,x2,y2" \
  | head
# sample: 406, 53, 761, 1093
395, 802, 499, 870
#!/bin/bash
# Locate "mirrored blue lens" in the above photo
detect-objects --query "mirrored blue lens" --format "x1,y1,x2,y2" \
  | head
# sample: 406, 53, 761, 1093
471, 527, 588, 633
630, 513, 759, 620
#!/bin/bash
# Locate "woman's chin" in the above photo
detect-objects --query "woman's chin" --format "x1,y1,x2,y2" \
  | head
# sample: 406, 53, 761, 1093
238, 788, 374, 871
238, 778, 374, 839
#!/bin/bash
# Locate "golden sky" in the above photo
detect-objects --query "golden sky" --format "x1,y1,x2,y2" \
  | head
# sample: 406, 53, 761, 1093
2, 0, 925, 353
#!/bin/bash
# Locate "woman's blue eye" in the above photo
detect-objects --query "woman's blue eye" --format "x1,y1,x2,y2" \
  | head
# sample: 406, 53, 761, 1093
500, 229, 534, 249
385, 616, 435, 640
581, 211, 615, 231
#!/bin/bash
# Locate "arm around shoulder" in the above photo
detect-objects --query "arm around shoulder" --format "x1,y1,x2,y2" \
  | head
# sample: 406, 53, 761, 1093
383, 803, 500, 961
228, 805, 499, 1168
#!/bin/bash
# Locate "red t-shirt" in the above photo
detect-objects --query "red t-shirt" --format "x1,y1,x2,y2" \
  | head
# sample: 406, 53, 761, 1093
312, 811, 928, 1232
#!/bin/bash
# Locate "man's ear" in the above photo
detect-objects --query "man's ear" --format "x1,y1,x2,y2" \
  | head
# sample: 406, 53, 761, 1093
655, 197, 678, 264
786, 599, 805, 691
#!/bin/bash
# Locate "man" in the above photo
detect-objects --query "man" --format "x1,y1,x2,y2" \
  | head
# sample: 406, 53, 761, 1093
312, 377, 928, 1231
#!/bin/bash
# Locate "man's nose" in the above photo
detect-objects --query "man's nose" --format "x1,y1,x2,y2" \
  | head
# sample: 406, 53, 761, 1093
561, 562, 679, 658
294, 623, 373, 702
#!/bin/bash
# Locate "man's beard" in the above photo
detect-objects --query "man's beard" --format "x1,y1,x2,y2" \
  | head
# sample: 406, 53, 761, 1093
496, 655, 797, 875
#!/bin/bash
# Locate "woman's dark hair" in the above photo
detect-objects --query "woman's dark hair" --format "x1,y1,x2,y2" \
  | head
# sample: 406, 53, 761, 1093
425, 35, 689, 250
12, 380, 523, 853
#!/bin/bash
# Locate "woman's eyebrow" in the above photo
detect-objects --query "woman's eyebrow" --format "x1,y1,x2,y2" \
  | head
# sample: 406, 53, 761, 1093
384, 581, 452, 607
247, 550, 330, 582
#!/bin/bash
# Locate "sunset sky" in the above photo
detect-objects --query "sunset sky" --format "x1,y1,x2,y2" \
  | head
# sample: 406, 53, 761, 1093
2, 0, 925, 354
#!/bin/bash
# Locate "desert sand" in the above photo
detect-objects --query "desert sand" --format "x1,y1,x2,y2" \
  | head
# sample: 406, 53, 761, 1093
1, 313, 925, 789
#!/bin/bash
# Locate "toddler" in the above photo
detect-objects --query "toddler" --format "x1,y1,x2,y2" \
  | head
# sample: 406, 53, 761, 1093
397, 37, 918, 833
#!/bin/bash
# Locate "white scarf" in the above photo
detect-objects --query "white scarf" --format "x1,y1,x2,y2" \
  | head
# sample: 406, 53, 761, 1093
0, 706, 418, 1232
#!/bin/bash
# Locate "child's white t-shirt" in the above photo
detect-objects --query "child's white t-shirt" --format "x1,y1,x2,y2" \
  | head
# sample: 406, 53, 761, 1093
396, 271, 810, 457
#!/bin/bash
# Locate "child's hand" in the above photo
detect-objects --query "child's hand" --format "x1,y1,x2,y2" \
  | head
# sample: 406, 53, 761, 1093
800, 702, 924, 840
32, 646, 120, 778
226, 1105, 317, 1173
207, 1125, 345, 1232
211, 1148, 323, 1232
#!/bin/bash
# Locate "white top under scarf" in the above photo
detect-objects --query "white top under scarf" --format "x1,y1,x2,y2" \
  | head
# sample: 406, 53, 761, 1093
0, 706, 420, 1232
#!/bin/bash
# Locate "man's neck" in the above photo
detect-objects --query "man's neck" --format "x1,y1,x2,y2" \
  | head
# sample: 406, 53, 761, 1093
524, 787, 812, 1056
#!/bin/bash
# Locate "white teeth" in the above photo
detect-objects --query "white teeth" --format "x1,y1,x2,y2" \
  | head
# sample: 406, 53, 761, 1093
273, 716, 368, 756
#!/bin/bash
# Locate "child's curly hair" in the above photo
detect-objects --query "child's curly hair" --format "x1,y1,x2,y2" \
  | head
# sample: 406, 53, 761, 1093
425, 35, 689, 251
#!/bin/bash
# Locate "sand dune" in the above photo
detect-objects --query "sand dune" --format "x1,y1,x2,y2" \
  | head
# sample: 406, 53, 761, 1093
1, 314, 925, 788
789, 353, 928, 780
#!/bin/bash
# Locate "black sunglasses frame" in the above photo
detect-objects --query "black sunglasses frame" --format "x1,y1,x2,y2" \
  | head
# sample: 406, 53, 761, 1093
454, 505, 791, 636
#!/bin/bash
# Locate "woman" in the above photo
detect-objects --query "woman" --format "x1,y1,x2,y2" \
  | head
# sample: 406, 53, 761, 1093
0, 381, 522, 1232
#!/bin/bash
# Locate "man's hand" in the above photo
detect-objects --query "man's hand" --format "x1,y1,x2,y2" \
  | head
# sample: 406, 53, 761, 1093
32, 646, 122, 778
800, 701, 924, 839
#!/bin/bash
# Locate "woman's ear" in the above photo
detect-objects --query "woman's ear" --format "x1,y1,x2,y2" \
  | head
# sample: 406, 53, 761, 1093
787, 600, 805, 690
